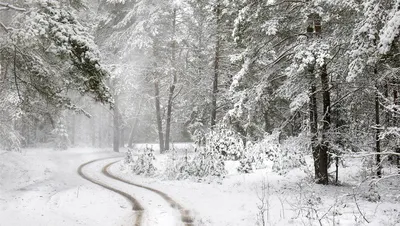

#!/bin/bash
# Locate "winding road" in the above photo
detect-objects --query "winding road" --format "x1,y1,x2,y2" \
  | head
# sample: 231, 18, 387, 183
78, 157, 194, 226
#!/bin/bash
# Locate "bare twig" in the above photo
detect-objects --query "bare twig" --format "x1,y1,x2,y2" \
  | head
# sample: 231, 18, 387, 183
256, 178, 271, 226
0, 21, 11, 32
344, 151, 400, 158
371, 174, 400, 184
352, 190, 370, 223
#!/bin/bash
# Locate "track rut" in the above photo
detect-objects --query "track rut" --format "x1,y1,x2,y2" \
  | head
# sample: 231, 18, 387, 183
78, 157, 144, 226
78, 157, 195, 226
103, 160, 195, 226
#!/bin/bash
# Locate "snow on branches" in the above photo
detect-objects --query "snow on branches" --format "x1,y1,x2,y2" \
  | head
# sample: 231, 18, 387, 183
7, 0, 111, 105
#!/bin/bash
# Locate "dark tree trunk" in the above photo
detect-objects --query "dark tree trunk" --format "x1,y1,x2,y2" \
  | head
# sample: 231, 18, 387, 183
394, 88, 398, 125
128, 126, 136, 148
385, 82, 393, 163
98, 114, 102, 148
384, 82, 390, 124
164, 8, 177, 152
211, 0, 221, 128
113, 95, 120, 152
154, 80, 165, 153
263, 110, 271, 133
71, 113, 75, 146
334, 78, 341, 184
128, 99, 143, 148
120, 128, 124, 148
318, 63, 330, 185
128, 120, 140, 148
165, 82, 176, 151
375, 83, 382, 177
90, 115, 95, 147
393, 88, 400, 170
309, 66, 319, 181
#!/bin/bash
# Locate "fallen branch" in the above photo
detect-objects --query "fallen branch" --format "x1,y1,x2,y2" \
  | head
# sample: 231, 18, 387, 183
0, 2, 26, 11
0, 21, 11, 32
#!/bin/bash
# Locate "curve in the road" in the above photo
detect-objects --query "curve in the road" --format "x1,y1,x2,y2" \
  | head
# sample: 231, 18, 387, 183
77, 157, 144, 226
103, 160, 195, 226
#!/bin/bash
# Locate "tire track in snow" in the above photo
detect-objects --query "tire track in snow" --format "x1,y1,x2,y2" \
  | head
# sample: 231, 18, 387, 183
103, 160, 195, 226
77, 157, 144, 226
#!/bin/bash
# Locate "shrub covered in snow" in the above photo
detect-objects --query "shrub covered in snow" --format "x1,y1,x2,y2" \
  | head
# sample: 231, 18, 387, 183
243, 130, 282, 172
237, 156, 254, 173
165, 127, 239, 179
205, 127, 245, 161
164, 146, 227, 179
125, 147, 157, 176
239, 131, 307, 174
272, 133, 307, 174
364, 184, 381, 202
191, 145, 227, 177
164, 149, 194, 180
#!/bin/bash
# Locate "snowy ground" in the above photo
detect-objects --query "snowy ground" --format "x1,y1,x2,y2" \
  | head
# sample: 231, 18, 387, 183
116, 144, 400, 226
0, 148, 131, 226
1, 146, 400, 226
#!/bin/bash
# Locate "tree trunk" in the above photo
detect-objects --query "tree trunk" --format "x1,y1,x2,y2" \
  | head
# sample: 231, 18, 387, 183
309, 66, 319, 181
128, 126, 136, 148
263, 110, 271, 133
165, 8, 178, 152
154, 79, 165, 153
120, 128, 124, 148
211, 0, 221, 128
71, 113, 75, 146
128, 99, 143, 148
128, 120, 139, 148
393, 88, 400, 170
375, 83, 382, 177
318, 63, 330, 185
394, 88, 398, 126
98, 113, 102, 148
384, 82, 390, 125
90, 115, 95, 147
384, 82, 393, 164
113, 95, 120, 152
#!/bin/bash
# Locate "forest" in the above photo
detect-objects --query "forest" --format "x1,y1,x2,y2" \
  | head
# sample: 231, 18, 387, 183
1, 0, 400, 225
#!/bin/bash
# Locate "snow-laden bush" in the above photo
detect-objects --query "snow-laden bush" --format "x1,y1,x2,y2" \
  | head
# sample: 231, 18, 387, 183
206, 127, 245, 161
364, 184, 381, 202
237, 156, 254, 173
124, 149, 135, 165
239, 131, 307, 174
125, 147, 157, 176
164, 146, 227, 179
191, 145, 227, 177
164, 149, 194, 180
243, 130, 282, 172
272, 133, 307, 174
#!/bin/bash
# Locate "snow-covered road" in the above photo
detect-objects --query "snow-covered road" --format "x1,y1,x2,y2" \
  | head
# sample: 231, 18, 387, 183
0, 148, 132, 226
1, 149, 193, 226
78, 157, 193, 226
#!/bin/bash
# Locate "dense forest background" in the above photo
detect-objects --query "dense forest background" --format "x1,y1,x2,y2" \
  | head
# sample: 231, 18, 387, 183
1, 0, 399, 184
